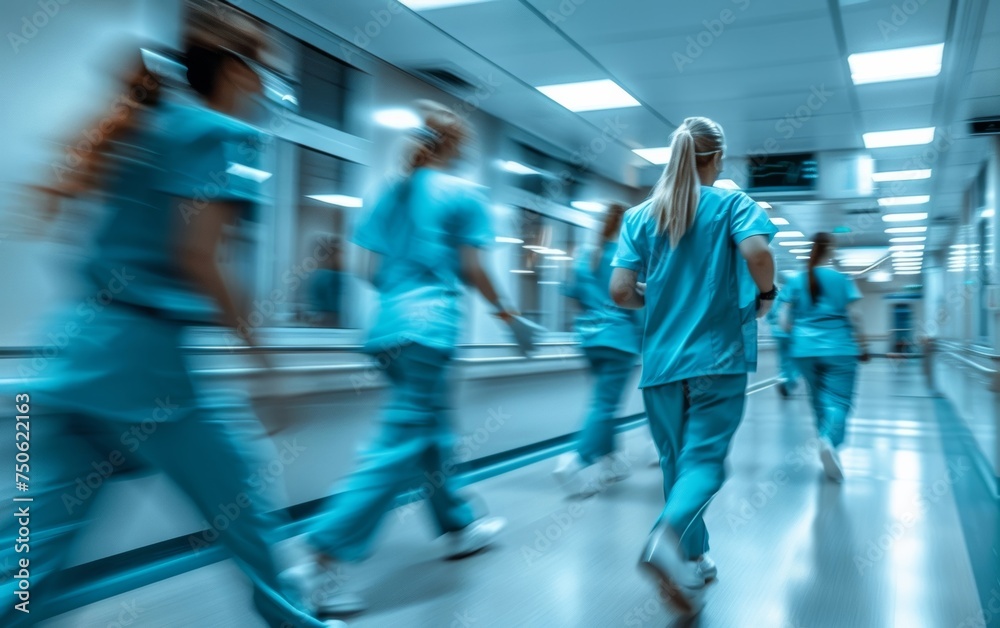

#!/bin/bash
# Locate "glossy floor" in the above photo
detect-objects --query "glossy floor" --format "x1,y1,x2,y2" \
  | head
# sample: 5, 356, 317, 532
44, 361, 993, 627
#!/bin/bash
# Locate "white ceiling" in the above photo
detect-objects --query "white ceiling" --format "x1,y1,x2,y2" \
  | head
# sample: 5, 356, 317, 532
276, 0, 999, 272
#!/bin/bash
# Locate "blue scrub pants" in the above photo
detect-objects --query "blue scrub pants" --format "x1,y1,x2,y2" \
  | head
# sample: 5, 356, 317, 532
642, 374, 748, 560
309, 343, 476, 561
776, 336, 799, 389
0, 394, 324, 627
576, 346, 636, 465
793, 355, 858, 448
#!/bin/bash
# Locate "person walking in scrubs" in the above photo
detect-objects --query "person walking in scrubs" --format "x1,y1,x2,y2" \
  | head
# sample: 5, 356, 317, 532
1, 4, 340, 627
609, 117, 777, 615
553, 201, 643, 497
781, 233, 869, 482
767, 281, 799, 397
291, 100, 513, 618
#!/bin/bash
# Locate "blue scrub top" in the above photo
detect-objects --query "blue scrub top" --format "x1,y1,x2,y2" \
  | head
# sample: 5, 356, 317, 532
352, 168, 493, 356
612, 187, 777, 388
567, 240, 642, 354
87, 99, 263, 323
39, 100, 263, 423
786, 267, 862, 358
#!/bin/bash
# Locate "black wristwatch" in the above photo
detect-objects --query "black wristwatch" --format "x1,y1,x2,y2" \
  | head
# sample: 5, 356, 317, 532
759, 285, 779, 301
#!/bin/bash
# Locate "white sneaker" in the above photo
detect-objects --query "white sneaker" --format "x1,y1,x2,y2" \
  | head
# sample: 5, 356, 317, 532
819, 437, 845, 483
443, 516, 507, 559
693, 554, 717, 583
552, 453, 598, 498
600, 453, 631, 483
638, 524, 707, 615
281, 559, 367, 617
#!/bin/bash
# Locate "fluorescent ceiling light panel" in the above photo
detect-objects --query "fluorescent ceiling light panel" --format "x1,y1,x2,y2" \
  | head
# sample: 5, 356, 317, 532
983, 208, 996, 218
848, 43, 944, 85
714, 179, 740, 190
495, 236, 524, 244
536, 79, 640, 112
307, 194, 363, 207
400, 0, 494, 10
878, 195, 930, 206
872, 169, 932, 182
863, 127, 935, 148
885, 226, 927, 234
780, 241, 813, 247
889, 236, 926, 243
770, 217, 789, 226
775, 231, 806, 238
500, 160, 541, 176
790, 248, 812, 254
896, 270, 922, 275
510, 269, 534, 274
548, 256, 574, 261
889, 245, 925, 251
796, 255, 810, 260
571, 201, 605, 212
633, 147, 672, 164
883, 212, 928, 222
837, 247, 889, 267
226, 163, 272, 183
373, 108, 421, 129
893, 251, 923, 258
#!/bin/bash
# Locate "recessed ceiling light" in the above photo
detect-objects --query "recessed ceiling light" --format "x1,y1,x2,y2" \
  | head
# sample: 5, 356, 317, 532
307, 194, 363, 207
770, 217, 789, 226
536, 79, 640, 112
790, 248, 812, 254
893, 251, 924, 258
878, 195, 930, 206
571, 201, 605, 212
848, 43, 944, 85
780, 240, 813, 247
889, 236, 926, 243
510, 269, 534, 274
882, 212, 928, 222
373, 108, 421, 129
872, 169, 932, 182
500, 160, 542, 176
775, 231, 806, 238
714, 179, 740, 190
982, 208, 996, 218
495, 236, 524, 244
633, 147, 672, 164
794, 255, 810, 260
863, 127, 935, 148
890, 244, 925, 251
758, 202, 772, 209
885, 226, 928, 234
400, 0, 494, 10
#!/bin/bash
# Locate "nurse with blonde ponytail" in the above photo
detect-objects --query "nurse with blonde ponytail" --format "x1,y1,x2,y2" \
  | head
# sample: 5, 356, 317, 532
609, 117, 777, 614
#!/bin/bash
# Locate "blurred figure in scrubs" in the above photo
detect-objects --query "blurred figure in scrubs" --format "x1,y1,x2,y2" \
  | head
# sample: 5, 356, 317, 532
289, 100, 514, 618
609, 117, 777, 615
780, 232, 869, 482
306, 235, 346, 328
0, 3, 340, 627
766, 279, 799, 398
553, 201, 643, 497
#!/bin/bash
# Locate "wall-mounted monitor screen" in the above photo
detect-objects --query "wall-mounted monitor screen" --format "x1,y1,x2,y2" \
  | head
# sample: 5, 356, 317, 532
747, 153, 818, 191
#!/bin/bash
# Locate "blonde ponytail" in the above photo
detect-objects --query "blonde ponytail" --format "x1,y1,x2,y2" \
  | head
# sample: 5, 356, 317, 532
650, 116, 726, 247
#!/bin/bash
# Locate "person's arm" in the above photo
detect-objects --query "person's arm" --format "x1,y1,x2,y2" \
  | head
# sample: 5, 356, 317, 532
848, 301, 870, 361
738, 234, 776, 317
610, 267, 644, 309
460, 246, 517, 323
177, 200, 250, 340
